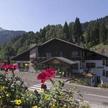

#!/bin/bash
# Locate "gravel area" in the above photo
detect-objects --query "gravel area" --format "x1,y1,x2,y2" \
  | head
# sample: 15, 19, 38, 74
15, 72, 39, 87
0, 71, 39, 87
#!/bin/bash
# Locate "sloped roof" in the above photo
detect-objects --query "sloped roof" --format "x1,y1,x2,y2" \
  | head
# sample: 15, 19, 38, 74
39, 57, 78, 65
37, 38, 108, 58
38, 38, 83, 49
39, 38, 108, 58
11, 38, 108, 61
11, 44, 38, 60
11, 50, 30, 61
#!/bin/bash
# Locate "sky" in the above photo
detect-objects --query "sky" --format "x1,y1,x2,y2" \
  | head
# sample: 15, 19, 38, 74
0, 0, 108, 32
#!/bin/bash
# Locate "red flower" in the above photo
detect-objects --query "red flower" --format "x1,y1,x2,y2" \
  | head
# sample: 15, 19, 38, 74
0, 64, 17, 70
37, 71, 48, 83
1, 64, 9, 70
37, 67, 56, 83
9, 64, 17, 69
45, 68, 56, 78
8, 64, 13, 69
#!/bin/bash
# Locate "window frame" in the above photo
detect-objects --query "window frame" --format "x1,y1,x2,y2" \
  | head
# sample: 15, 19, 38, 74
86, 62, 96, 68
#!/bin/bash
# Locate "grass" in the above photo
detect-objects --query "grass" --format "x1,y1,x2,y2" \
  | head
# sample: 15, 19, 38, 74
90, 43, 108, 55
98, 83, 108, 88
68, 75, 90, 86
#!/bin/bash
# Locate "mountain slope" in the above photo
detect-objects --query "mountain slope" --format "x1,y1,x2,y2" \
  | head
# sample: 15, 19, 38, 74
0, 29, 25, 44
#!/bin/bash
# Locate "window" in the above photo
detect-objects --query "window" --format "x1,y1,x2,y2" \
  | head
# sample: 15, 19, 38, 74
86, 63, 96, 68
102, 70, 108, 77
80, 60, 85, 69
71, 64, 78, 69
106, 71, 108, 77
103, 60, 108, 66
103, 70, 105, 76
46, 52, 51, 58
103, 60, 105, 65
60, 51, 63, 57
80, 62, 82, 69
106, 60, 108, 66
72, 51, 79, 57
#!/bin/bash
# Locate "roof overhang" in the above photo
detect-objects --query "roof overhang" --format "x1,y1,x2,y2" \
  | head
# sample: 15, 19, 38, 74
38, 57, 78, 65
11, 50, 30, 61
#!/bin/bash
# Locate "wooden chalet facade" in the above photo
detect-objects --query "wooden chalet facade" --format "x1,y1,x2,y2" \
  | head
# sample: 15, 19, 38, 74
12, 38, 108, 84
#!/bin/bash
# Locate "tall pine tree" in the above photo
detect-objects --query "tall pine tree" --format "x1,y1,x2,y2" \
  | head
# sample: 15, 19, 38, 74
85, 21, 100, 47
69, 22, 74, 42
99, 22, 107, 44
73, 18, 83, 45
92, 21, 100, 44
63, 22, 70, 40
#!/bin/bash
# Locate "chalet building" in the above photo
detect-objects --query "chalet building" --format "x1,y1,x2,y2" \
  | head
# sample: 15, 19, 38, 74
12, 38, 108, 85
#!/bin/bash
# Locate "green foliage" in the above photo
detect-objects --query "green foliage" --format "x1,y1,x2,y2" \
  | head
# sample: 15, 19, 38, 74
85, 21, 100, 47
63, 22, 70, 40
0, 72, 90, 108
98, 83, 108, 88
69, 77, 90, 86
1, 16, 108, 59
73, 17, 83, 44
99, 22, 107, 44
69, 22, 74, 42
0, 48, 5, 60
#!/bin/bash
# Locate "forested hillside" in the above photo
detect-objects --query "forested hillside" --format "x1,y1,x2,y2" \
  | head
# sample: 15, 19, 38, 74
0, 16, 108, 60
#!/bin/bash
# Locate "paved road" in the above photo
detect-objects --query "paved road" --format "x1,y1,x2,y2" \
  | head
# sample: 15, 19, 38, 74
64, 83, 108, 108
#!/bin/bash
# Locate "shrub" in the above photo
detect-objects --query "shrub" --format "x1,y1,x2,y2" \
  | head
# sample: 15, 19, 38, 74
98, 83, 108, 88
0, 68, 90, 108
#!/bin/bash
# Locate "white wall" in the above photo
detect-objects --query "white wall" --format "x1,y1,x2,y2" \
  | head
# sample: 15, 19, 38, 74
30, 48, 37, 59
85, 60, 108, 83
101, 76, 108, 82
85, 60, 103, 68
85, 60, 103, 76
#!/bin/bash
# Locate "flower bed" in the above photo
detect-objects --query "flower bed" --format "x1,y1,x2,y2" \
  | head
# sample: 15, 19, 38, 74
0, 67, 90, 108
